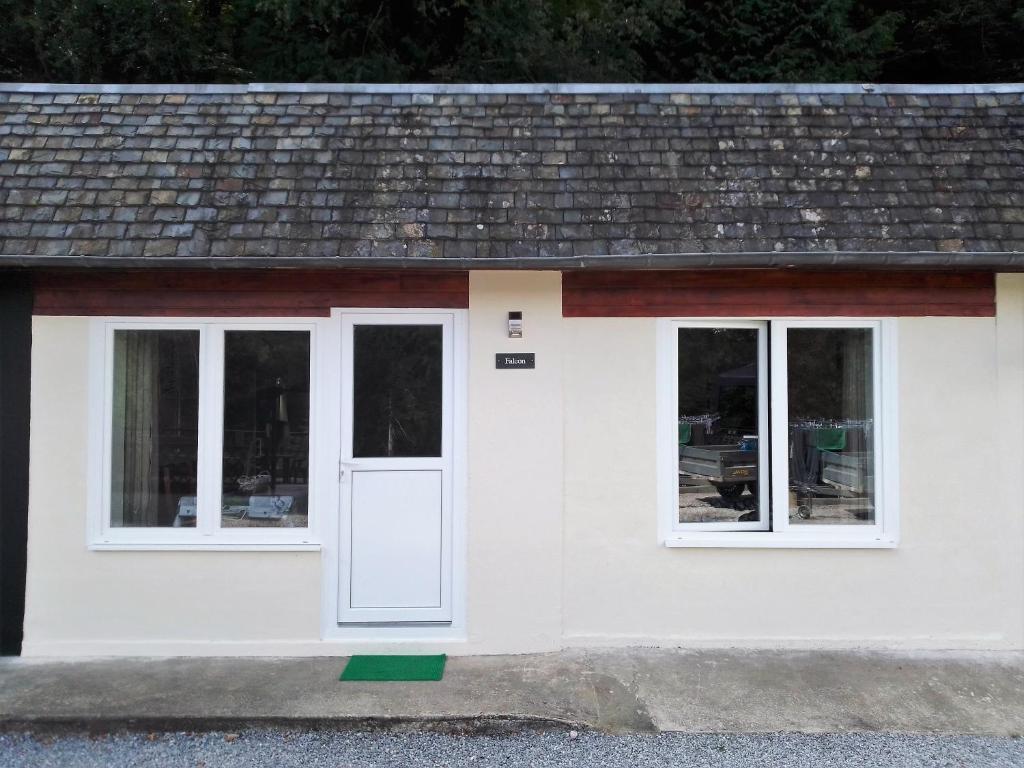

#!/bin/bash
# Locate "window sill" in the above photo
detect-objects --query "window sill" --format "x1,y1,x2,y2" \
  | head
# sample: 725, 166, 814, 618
88, 542, 322, 552
664, 534, 898, 549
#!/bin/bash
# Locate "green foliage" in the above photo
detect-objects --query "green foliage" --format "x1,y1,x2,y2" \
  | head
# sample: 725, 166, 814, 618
1, 0, 1020, 83
0, 0, 37, 80
228, 0, 459, 81
446, 0, 646, 82
638, 0, 901, 82
30, 0, 214, 81
866, 0, 1024, 82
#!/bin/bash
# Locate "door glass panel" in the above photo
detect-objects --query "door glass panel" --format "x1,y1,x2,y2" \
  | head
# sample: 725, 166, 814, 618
787, 327, 875, 525
677, 327, 761, 524
353, 324, 443, 458
110, 329, 199, 527
221, 331, 310, 528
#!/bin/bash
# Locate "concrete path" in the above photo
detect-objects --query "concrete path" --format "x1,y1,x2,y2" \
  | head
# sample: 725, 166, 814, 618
1, 649, 1022, 736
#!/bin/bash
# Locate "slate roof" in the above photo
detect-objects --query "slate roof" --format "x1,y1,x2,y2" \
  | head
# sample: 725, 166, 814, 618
1, 84, 1023, 267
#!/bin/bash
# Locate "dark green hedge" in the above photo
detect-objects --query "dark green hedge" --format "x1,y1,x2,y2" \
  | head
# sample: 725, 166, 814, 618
2, 1, 1022, 83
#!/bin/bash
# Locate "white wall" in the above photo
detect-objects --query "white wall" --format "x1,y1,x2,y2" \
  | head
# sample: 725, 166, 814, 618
464, 271, 564, 652
22, 317, 322, 656
22, 273, 568, 656
21, 274, 1024, 655
561, 281, 1024, 650
995, 274, 1024, 649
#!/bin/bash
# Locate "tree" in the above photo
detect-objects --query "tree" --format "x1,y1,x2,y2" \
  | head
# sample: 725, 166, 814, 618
867, 0, 1024, 82
443, 0, 645, 82
0, 1, 35, 80
637, 0, 900, 83
1, 0, 1021, 83
228, 0, 459, 82
29, 0, 214, 82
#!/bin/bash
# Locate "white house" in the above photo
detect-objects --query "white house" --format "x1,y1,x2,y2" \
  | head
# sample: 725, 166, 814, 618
0, 83, 1022, 657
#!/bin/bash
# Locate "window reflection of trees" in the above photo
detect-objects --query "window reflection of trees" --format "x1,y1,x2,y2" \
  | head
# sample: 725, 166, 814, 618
677, 327, 759, 442
353, 325, 443, 458
222, 331, 310, 498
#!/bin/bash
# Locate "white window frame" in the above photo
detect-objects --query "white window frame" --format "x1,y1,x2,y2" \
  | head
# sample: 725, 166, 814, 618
658, 317, 899, 549
88, 317, 325, 550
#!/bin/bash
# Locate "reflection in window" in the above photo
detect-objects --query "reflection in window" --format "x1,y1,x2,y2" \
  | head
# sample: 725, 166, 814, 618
110, 330, 199, 527
677, 327, 761, 524
220, 331, 310, 528
788, 328, 874, 525
353, 325, 442, 458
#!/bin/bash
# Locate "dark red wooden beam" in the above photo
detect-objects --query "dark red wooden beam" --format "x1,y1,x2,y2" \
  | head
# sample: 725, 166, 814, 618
562, 270, 995, 318
32, 269, 470, 316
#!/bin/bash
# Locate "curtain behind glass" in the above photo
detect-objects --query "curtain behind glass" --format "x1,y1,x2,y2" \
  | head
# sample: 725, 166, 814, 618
111, 330, 199, 527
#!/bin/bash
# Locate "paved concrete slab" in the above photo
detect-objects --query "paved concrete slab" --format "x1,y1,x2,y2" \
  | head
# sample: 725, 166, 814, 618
0, 650, 1021, 736
0, 653, 651, 733
598, 649, 1024, 735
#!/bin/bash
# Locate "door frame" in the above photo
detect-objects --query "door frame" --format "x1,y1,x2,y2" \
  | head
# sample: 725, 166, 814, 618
319, 308, 468, 642
338, 312, 453, 624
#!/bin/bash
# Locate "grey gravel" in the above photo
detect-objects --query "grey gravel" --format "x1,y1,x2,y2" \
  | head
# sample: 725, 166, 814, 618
2, 729, 1024, 768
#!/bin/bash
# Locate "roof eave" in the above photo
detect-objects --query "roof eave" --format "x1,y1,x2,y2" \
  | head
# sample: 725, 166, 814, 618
2, 252, 1023, 271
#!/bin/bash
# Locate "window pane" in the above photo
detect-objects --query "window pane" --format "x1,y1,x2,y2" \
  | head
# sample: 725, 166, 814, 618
221, 331, 310, 528
787, 328, 875, 525
111, 330, 199, 528
353, 324, 442, 458
677, 327, 761, 524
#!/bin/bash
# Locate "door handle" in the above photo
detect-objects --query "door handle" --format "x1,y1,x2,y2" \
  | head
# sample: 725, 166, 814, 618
338, 460, 359, 480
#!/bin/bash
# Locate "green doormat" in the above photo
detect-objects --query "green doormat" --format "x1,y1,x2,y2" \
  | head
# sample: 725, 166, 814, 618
339, 654, 447, 681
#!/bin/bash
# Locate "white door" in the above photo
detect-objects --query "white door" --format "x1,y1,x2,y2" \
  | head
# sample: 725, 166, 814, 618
338, 313, 454, 624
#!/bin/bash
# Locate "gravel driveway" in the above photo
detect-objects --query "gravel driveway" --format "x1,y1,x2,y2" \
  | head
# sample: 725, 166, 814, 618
3, 729, 1024, 768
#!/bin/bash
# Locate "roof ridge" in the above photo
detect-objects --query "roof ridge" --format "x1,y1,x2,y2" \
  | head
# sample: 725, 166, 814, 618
2, 82, 1024, 96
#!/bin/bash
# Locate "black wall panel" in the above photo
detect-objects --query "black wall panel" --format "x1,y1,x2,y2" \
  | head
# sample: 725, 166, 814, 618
0, 273, 31, 655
